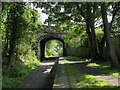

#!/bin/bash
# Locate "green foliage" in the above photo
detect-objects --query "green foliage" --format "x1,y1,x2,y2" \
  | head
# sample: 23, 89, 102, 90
64, 25, 89, 47
2, 61, 33, 88
59, 49, 63, 56
37, 3, 120, 64
45, 40, 63, 57
2, 77, 20, 88
2, 2, 120, 88
2, 54, 42, 88
45, 40, 57, 57
20, 49, 41, 68
2, 2, 39, 62
95, 28, 104, 42
64, 59, 117, 88
2, 2, 43, 88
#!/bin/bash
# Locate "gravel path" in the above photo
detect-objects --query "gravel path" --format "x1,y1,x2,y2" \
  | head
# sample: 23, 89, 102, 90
65, 57, 119, 87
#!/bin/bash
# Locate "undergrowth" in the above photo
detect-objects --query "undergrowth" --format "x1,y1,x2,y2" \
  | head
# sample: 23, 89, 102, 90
2, 50, 43, 88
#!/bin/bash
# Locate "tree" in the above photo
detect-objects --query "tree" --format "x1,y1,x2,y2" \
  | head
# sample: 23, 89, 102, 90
98, 2, 120, 60
2, 2, 40, 68
101, 2, 118, 68
37, 2, 101, 60
76, 3, 101, 60
5, 3, 27, 66
36, 2, 120, 67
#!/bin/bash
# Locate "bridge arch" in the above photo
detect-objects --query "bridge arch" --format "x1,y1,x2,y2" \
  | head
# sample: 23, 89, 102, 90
39, 36, 66, 62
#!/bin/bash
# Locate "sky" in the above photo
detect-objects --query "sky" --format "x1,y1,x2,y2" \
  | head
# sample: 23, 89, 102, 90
36, 7, 112, 26
30, 3, 48, 24
36, 8, 48, 24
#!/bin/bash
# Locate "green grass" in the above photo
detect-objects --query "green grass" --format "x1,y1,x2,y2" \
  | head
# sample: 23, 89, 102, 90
64, 58, 117, 88
87, 62, 120, 78
67, 56, 120, 78
2, 65, 42, 88
2, 67, 33, 88
2, 70, 30, 88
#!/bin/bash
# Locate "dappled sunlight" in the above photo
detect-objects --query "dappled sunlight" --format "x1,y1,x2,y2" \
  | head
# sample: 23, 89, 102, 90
87, 63, 100, 67
42, 61, 55, 66
86, 62, 119, 78
2, 2, 120, 88
64, 57, 119, 88
67, 56, 120, 78
59, 57, 64, 60
64, 60, 83, 64
95, 75, 119, 86
60, 56, 91, 65
65, 61, 117, 88
43, 68, 52, 74
53, 83, 66, 88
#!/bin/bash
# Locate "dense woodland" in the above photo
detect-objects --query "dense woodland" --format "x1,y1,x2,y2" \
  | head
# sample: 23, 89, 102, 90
1, 2, 120, 88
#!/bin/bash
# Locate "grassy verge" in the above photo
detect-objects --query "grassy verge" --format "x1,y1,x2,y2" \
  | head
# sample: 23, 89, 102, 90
64, 58, 117, 88
87, 62, 120, 78
2, 64, 43, 88
2, 68, 32, 88
67, 56, 120, 78
2, 58, 43, 88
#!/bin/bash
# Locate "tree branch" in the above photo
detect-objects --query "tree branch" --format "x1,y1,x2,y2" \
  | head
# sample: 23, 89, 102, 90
76, 4, 85, 19
110, 1, 120, 24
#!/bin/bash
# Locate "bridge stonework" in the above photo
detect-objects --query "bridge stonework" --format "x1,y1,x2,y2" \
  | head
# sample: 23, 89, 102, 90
37, 25, 67, 61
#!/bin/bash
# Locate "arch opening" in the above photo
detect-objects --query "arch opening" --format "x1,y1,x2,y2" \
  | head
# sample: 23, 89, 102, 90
39, 37, 66, 61
45, 40, 63, 58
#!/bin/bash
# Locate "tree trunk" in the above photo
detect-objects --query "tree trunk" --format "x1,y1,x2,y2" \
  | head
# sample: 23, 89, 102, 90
5, 28, 9, 53
98, 34, 105, 59
7, 3, 16, 67
90, 20, 99, 59
86, 21, 96, 60
101, 2, 118, 68
85, 18, 99, 61
85, 3, 99, 61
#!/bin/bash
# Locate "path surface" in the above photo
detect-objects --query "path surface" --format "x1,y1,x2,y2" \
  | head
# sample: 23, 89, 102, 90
16, 60, 56, 88
15, 56, 119, 89
54, 51, 59, 57
53, 57, 70, 88
65, 57, 120, 87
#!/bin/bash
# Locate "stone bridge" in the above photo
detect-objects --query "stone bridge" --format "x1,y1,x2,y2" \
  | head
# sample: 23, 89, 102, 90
36, 25, 67, 61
